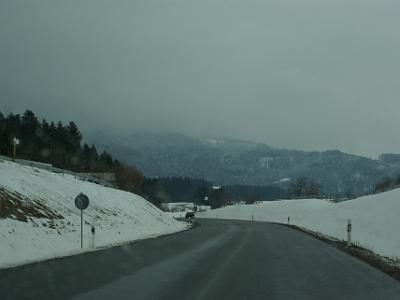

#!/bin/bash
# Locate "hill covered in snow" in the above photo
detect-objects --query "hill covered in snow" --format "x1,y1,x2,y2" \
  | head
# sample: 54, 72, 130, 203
198, 190, 400, 260
0, 160, 187, 268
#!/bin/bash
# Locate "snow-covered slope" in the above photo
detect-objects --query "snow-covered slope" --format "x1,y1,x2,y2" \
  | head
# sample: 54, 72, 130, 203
199, 191, 400, 260
0, 160, 187, 268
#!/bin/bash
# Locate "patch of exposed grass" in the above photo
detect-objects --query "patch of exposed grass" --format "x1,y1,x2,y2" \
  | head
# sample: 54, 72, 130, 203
0, 188, 64, 222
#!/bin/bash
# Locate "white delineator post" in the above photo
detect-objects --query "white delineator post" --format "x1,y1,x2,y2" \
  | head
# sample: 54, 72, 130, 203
90, 226, 95, 248
347, 219, 352, 247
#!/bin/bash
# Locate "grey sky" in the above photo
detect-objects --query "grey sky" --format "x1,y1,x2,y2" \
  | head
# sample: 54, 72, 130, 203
1, 0, 399, 158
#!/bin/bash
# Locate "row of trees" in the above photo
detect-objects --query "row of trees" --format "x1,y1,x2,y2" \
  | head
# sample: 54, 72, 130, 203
289, 177, 321, 198
375, 176, 400, 193
139, 178, 288, 209
0, 110, 145, 198
0, 110, 116, 172
224, 184, 286, 204
141, 176, 323, 209
140, 177, 211, 208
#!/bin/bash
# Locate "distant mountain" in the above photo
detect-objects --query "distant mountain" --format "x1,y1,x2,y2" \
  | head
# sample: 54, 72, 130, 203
379, 153, 400, 166
86, 131, 400, 196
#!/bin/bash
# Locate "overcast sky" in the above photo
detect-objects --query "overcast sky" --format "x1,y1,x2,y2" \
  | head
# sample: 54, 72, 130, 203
1, 0, 399, 158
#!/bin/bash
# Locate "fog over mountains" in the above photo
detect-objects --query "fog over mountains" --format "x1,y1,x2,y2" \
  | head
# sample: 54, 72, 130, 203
87, 131, 400, 196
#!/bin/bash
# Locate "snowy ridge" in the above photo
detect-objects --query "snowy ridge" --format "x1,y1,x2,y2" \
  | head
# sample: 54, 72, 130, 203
198, 191, 400, 260
0, 160, 187, 269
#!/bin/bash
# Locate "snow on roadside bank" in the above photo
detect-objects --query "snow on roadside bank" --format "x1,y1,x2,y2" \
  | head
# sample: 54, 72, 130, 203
198, 191, 400, 260
0, 160, 187, 269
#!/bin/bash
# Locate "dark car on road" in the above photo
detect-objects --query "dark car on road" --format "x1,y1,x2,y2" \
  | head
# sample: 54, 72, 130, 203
185, 212, 195, 221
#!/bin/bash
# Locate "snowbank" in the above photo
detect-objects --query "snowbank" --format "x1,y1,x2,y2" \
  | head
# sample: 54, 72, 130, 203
0, 160, 187, 268
198, 192, 400, 259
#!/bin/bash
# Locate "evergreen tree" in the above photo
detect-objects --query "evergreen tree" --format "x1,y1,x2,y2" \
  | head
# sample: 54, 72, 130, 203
209, 187, 226, 209
20, 110, 40, 160
89, 145, 99, 171
193, 185, 209, 205
0, 111, 6, 155
66, 122, 82, 152
82, 143, 91, 171
99, 151, 114, 172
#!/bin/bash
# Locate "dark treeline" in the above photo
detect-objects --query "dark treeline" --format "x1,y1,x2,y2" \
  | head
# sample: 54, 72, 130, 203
0, 110, 144, 195
224, 184, 287, 204
375, 175, 400, 193
289, 177, 322, 198
142, 178, 287, 208
0, 110, 114, 172
141, 177, 211, 207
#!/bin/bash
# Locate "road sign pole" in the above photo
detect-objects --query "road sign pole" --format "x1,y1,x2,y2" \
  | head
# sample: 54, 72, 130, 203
75, 192, 89, 249
81, 209, 83, 248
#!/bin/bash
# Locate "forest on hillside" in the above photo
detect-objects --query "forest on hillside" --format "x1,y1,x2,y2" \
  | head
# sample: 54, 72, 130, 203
0, 110, 115, 172
0, 110, 145, 198
0, 110, 288, 208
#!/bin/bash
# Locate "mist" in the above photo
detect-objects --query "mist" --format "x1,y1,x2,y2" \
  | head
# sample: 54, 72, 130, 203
1, 0, 400, 158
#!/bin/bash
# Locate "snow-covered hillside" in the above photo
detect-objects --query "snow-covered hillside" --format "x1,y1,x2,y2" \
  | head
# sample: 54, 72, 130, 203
199, 191, 400, 260
0, 160, 187, 268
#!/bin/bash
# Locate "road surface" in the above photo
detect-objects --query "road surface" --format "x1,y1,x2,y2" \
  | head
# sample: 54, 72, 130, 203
1, 219, 400, 299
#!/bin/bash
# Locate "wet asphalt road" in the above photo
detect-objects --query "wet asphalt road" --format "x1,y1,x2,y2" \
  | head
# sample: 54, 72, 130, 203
1, 219, 400, 300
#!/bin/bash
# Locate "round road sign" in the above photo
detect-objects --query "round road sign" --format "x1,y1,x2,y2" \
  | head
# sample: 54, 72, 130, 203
75, 193, 89, 210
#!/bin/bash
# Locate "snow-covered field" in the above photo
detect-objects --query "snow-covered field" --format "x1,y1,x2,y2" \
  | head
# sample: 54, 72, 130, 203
162, 202, 211, 219
198, 191, 400, 260
0, 160, 187, 269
